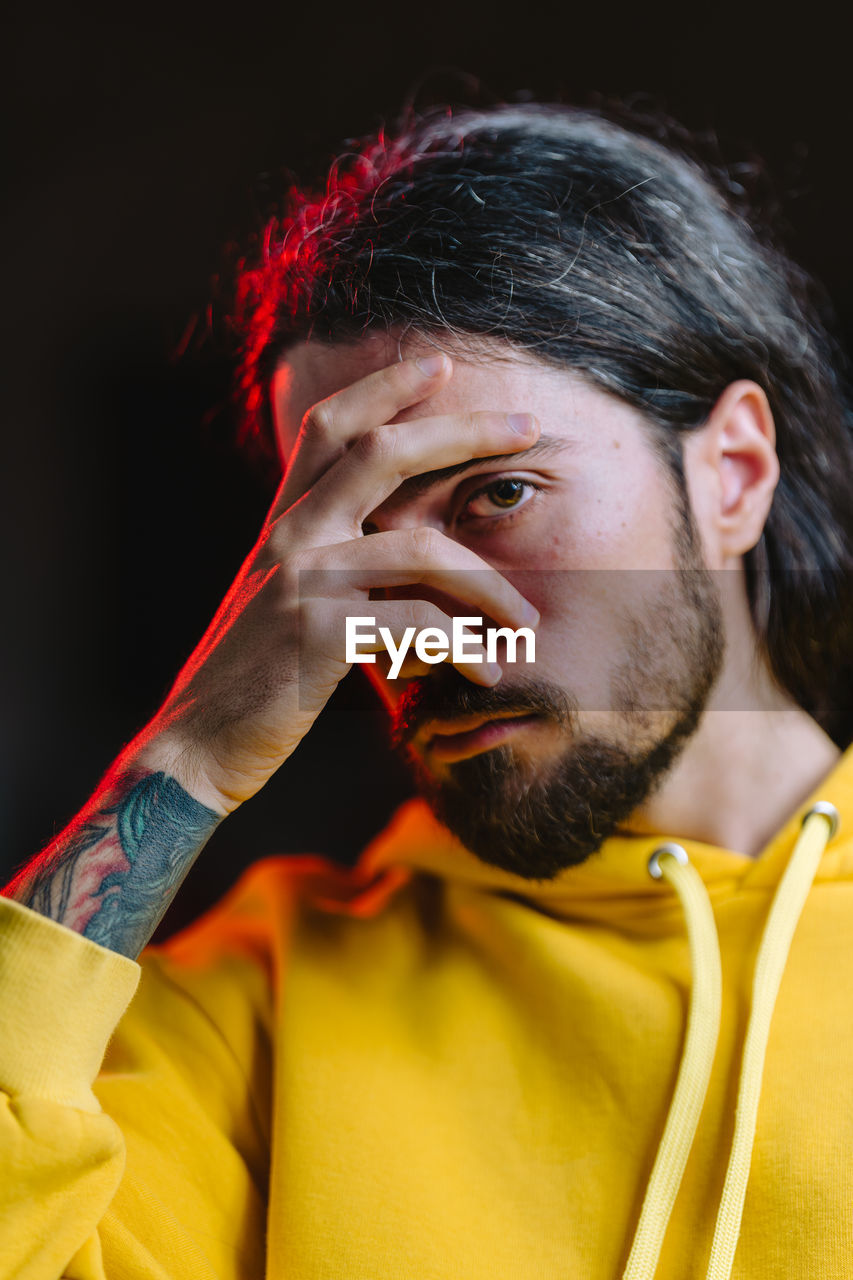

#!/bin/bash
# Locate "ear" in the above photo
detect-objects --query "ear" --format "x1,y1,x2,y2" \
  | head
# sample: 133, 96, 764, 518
683, 380, 780, 566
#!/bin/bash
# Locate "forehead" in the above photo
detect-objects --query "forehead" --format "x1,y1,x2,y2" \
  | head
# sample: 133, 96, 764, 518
271, 334, 650, 462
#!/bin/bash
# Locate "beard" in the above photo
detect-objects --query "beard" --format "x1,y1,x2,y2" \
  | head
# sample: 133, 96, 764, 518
390, 558, 725, 881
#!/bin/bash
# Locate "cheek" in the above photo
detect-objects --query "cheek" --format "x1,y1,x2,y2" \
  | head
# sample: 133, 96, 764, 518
488, 469, 677, 575
491, 518, 643, 590
568, 477, 681, 572
507, 551, 671, 709
510, 581, 624, 711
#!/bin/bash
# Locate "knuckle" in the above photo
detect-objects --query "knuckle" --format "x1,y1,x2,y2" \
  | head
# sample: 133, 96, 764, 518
380, 359, 413, 393
297, 594, 325, 631
279, 548, 307, 585
304, 399, 336, 439
274, 549, 319, 605
355, 426, 396, 467
408, 599, 442, 632
406, 526, 442, 562
378, 356, 421, 396
265, 518, 299, 566
473, 410, 507, 440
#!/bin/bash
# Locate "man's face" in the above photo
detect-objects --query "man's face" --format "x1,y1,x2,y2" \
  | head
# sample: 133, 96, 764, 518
275, 338, 724, 877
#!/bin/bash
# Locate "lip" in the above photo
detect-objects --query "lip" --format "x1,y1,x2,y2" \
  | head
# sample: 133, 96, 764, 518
422, 712, 542, 763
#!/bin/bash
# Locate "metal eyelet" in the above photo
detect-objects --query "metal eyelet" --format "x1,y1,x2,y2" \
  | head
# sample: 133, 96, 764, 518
802, 801, 840, 840
647, 842, 689, 880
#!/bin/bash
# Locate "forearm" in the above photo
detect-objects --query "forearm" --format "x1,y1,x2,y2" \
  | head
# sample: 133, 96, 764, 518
3, 745, 223, 959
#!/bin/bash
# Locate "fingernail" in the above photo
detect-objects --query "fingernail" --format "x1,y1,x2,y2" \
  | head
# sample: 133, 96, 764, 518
483, 663, 503, 685
520, 600, 540, 625
416, 354, 447, 377
506, 413, 535, 434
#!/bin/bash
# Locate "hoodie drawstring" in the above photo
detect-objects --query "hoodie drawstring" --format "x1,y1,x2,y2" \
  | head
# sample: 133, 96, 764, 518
622, 803, 838, 1280
705, 802, 838, 1279
622, 846, 723, 1280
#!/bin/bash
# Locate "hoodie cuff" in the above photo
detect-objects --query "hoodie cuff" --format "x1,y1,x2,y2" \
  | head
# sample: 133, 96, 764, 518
0, 896, 140, 1112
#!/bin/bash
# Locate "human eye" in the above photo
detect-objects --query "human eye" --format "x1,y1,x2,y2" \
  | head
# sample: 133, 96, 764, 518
455, 476, 541, 524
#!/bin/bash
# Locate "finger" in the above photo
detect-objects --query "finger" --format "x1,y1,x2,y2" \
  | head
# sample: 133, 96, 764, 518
341, 598, 503, 686
273, 352, 453, 515
286, 409, 540, 541
300, 529, 540, 630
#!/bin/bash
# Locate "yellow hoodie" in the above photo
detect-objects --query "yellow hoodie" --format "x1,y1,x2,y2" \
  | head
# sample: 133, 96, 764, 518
2, 749, 853, 1279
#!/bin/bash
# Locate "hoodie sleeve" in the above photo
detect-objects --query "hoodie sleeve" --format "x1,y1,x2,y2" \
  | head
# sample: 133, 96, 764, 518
0, 881, 275, 1280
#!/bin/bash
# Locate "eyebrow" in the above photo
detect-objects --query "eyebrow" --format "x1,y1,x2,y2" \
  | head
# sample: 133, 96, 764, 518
396, 434, 576, 500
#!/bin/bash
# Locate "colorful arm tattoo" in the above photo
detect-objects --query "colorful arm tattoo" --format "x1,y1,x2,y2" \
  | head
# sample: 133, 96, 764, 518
10, 771, 221, 958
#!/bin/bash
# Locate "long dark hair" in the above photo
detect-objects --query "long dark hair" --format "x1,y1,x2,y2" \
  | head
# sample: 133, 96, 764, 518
232, 103, 853, 745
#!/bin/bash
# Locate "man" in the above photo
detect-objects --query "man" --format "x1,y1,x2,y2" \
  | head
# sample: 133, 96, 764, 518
2, 103, 853, 1278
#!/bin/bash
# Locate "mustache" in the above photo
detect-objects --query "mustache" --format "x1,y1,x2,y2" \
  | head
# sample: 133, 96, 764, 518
390, 667, 577, 751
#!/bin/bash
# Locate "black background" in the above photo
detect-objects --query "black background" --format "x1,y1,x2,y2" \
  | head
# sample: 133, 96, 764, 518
2, 1, 850, 937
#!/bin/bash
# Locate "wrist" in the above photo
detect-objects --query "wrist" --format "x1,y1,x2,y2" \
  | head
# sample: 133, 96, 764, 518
122, 722, 234, 820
